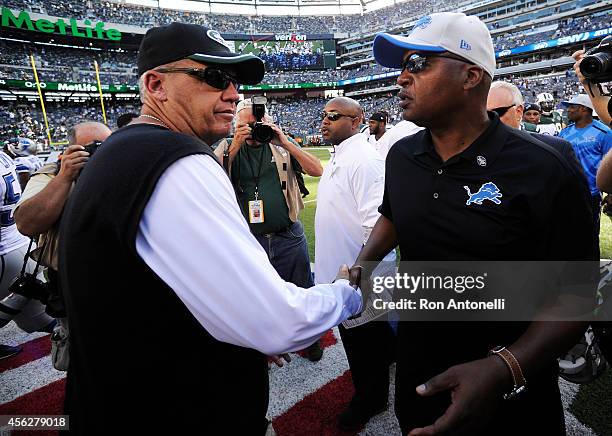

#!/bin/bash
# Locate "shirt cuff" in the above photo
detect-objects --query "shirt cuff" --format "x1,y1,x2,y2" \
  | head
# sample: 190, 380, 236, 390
335, 278, 363, 317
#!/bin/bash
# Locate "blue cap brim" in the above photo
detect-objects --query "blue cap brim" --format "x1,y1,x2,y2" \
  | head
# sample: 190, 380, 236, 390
373, 33, 445, 68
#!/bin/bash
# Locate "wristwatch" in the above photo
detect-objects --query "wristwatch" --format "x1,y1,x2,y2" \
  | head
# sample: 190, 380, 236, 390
488, 346, 527, 400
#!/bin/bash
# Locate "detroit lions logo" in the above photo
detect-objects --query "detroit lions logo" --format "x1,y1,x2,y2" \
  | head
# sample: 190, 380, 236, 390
413, 16, 432, 31
464, 182, 502, 206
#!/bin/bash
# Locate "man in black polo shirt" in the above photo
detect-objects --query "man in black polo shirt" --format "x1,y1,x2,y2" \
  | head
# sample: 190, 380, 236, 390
352, 12, 596, 435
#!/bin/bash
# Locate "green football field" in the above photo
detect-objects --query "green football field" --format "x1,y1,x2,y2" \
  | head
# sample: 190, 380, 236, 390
302, 148, 612, 434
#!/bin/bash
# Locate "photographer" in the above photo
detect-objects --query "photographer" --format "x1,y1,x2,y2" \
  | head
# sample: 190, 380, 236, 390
573, 43, 611, 126
214, 98, 325, 361
13, 121, 111, 320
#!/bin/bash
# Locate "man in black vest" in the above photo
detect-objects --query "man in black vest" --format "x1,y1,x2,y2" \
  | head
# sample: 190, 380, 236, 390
59, 23, 363, 435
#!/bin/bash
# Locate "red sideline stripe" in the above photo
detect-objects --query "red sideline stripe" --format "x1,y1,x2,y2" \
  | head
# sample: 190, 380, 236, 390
0, 335, 51, 372
273, 371, 358, 436
0, 378, 65, 436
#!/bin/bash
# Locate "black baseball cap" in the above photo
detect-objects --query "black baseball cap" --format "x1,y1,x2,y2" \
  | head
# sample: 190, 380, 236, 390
369, 112, 387, 122
524, 102, 542, 113
137, 23, 265, 84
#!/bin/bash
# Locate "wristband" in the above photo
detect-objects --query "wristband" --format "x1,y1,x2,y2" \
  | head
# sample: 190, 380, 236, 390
488, 346, 527, 400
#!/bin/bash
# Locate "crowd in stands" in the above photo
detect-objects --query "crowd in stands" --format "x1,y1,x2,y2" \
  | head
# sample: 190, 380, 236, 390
0, 63, 592, 147
0, 99, 139, 144
493, 13, 611, 50
6, 0, 461, 35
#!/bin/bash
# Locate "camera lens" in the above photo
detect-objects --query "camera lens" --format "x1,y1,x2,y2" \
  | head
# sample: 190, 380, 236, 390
581, 53, 612, 79
252, 123, 274, 143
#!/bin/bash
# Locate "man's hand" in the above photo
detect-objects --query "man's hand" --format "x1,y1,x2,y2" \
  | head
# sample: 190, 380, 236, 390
349, 264, 363, 290
268, 353, 292, 368
334, 264, 350, 283
57, 145, 89, 183
267, 123, 291, 148
233, 123, 252, 147
408, 357, 512, 435
572, 49, 587, 84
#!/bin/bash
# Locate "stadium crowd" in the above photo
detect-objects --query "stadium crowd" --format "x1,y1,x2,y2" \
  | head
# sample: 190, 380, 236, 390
492, 13, 611, 50
0, 62, 589, 146
8, 0, 465, 35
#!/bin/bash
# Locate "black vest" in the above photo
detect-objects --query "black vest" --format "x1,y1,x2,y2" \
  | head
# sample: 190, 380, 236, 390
59, 124, 269, 435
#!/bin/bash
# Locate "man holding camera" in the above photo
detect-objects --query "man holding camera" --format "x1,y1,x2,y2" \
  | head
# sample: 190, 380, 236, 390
572, 38, 612, 127
214, 98, 325, 360
13, 121, 112, 326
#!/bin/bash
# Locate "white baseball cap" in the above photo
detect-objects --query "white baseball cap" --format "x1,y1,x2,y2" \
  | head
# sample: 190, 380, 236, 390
373, 12, 496, 78
561, 94, 595, 111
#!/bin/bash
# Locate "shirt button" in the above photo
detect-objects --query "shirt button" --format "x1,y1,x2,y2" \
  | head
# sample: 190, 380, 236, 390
433, 193, 439, 199
437, 169, 443, 175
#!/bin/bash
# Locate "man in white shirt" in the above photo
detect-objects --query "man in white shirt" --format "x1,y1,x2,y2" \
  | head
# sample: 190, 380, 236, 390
316, 96, 396, 431
375, 119, 423, 160
58, 23, 363, 434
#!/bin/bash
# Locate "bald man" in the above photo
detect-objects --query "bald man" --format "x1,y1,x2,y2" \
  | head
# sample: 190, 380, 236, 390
487, 81, 583, 173
316, 97, 396, 430
15, 121, 112, 318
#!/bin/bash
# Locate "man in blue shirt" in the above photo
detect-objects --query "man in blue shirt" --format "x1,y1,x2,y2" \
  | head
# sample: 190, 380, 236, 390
559, 94, 612, 239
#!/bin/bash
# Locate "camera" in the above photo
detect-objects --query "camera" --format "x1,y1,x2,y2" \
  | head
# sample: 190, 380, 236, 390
581, 36, 612, 86
249, 96, 274, 143
0, 274, 48, 328
83, 140, 103, 157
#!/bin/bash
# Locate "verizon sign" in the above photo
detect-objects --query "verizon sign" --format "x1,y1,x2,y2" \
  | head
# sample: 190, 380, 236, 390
274, 34, 307, 42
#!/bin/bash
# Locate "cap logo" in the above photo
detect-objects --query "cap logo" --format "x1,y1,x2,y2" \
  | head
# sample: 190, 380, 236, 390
459, 40, 472, 51
413, 16, 432, 31
207, 29, 232, 50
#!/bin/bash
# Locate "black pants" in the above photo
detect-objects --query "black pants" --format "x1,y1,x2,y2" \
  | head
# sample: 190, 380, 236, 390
339, 321, 396, 412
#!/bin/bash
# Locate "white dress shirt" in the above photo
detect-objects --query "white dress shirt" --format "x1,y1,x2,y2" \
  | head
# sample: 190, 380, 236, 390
375, 120, 423, 160
314, 133, 396, 285
135, 154, 362, 356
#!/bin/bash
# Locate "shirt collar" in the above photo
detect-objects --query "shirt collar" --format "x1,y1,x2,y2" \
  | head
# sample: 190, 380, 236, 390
413, 112, 507, 168
333, 132, 363, 157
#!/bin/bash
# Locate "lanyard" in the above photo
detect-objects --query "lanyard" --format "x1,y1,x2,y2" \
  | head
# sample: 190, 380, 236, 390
243, 144, 266, 200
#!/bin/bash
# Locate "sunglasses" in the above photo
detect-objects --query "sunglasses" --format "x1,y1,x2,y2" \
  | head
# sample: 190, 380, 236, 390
154, 67, 240, 90
321, 111, 357, 121
401, 53, 475, 74
491, 104, 516, 117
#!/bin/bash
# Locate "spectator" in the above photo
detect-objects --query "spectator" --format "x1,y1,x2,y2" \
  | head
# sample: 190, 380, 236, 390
559, 94, 612, 239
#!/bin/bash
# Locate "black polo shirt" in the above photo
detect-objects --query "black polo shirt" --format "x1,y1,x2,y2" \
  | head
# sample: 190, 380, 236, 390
381, 113, 594, 262
381, 113, 596, 433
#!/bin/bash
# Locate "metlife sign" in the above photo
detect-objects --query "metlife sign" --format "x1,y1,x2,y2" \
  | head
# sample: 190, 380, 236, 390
0, 79, 138, 93
1, 8, 122, 41
241, 81, 338, 91
495, 26, 612, 59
